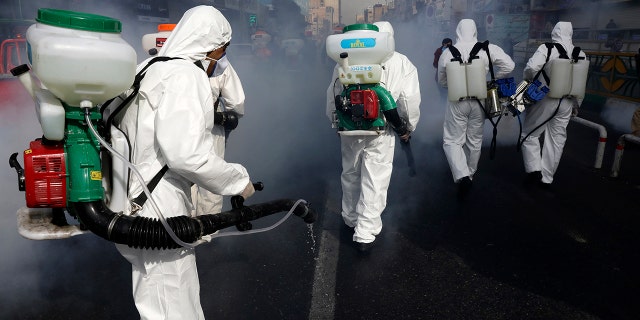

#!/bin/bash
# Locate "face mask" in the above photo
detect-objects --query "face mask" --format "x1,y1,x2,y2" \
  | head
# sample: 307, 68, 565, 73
208, 54, 229, 77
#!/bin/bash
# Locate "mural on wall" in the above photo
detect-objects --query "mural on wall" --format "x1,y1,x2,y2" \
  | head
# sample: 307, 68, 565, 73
485, 14, 530, 55
587, 53, 640, 103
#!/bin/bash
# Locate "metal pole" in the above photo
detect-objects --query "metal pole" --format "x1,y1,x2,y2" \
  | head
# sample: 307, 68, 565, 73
570, 116, 607, 169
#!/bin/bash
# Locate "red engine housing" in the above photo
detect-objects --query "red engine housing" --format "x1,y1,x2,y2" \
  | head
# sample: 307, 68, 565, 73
23, 139, 67, 208
350, 89, 379, 120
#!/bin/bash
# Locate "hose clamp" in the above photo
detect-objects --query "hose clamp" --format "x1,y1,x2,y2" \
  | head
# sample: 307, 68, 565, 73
107, 212, 124, 240
130, 201, 142, 215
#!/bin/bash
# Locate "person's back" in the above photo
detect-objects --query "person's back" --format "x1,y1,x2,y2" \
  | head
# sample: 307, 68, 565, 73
438, 19, 514, 197
438, 22, 514, 87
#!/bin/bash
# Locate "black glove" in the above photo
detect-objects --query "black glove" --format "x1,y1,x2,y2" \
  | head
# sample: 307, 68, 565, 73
382, 109, 408, 136
214, 111, 239, 131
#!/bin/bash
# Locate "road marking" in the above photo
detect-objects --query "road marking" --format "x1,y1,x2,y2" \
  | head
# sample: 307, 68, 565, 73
309, 229, 339, 319
309, 195, 340, 320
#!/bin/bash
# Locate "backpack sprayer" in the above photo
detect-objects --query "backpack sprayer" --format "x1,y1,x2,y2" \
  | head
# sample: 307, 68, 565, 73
8, 8, 316, 249
507, 43, 589, 115
326, 24, 415, 175
446, 41, 516, 118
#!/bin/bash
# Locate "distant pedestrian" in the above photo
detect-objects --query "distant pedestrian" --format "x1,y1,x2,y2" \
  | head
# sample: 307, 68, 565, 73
606, 19, 617, 29
433, 38, 452, 76
434, 37, 452, 103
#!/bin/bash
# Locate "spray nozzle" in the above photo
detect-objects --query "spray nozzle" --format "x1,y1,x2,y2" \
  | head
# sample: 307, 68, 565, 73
10, 64, 36, 100
339, 52, 349, 71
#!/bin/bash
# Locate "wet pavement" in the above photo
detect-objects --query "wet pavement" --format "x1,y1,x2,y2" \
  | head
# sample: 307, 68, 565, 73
1, 61, 640, 320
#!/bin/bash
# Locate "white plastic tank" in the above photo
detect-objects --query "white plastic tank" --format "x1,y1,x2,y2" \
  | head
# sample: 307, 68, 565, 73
547, 59, 572, 98
142, 23, 176, 56
569, 59, 589, 98
465, 59, 487, 99
446, 61, 467, 101
445, 59, 487, 101
326, 24, 393, 85
26, 8, 137, 107
34, 89, 65, 141
326, 24, 394, 65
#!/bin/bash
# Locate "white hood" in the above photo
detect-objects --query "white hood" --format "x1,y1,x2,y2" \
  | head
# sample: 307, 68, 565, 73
158, 5, 232, 63
455, 19, 478, 44
551, 21, 574, 51
373, 21, 394, 38
373, 21, 395, 62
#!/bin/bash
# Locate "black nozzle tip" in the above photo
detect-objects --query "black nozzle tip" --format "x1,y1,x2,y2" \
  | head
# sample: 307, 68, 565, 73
10, 64, 30, 76
303, 207, 317, 224
253, 182, 264, 191
148, 48, 158, 56
340, 52, 348, 59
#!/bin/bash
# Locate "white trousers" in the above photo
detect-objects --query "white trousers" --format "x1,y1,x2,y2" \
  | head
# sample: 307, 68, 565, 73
443, 99, 486, 182
521, 97, 573, 184
340, 131, 395, 243
117, 244, 204, 320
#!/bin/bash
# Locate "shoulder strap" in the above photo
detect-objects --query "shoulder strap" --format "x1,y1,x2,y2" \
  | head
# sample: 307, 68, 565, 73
131, 164, 169, 207
571, 46, 584, 61
532, 43, 555, 85
448, 45, 463, 63
102, 56, 182, 132
468, 40, 495, 81
553, 43, 569, 59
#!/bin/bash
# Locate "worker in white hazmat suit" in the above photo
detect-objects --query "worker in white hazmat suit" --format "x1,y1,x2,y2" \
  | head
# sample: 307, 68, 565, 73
115, 6, 255, 319
521, 21, 585, 186
438, 19, 515, 197
326, 21, 420, 252
191, 45, 246, 216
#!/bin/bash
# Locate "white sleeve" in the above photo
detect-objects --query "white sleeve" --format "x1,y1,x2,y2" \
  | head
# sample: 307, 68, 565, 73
217, 64, 245, 116
488, 44, 515, 79
155, 68, 249, 196
396, 58, 421, 131
523, 45, 548, 81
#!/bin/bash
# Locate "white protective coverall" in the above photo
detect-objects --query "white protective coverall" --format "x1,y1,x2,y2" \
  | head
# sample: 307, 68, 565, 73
521, 21, 585, 184
438, 19, 515, 182
191, 58, 246, 215
115, 6, 252, 320
326, 21, 421, 244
